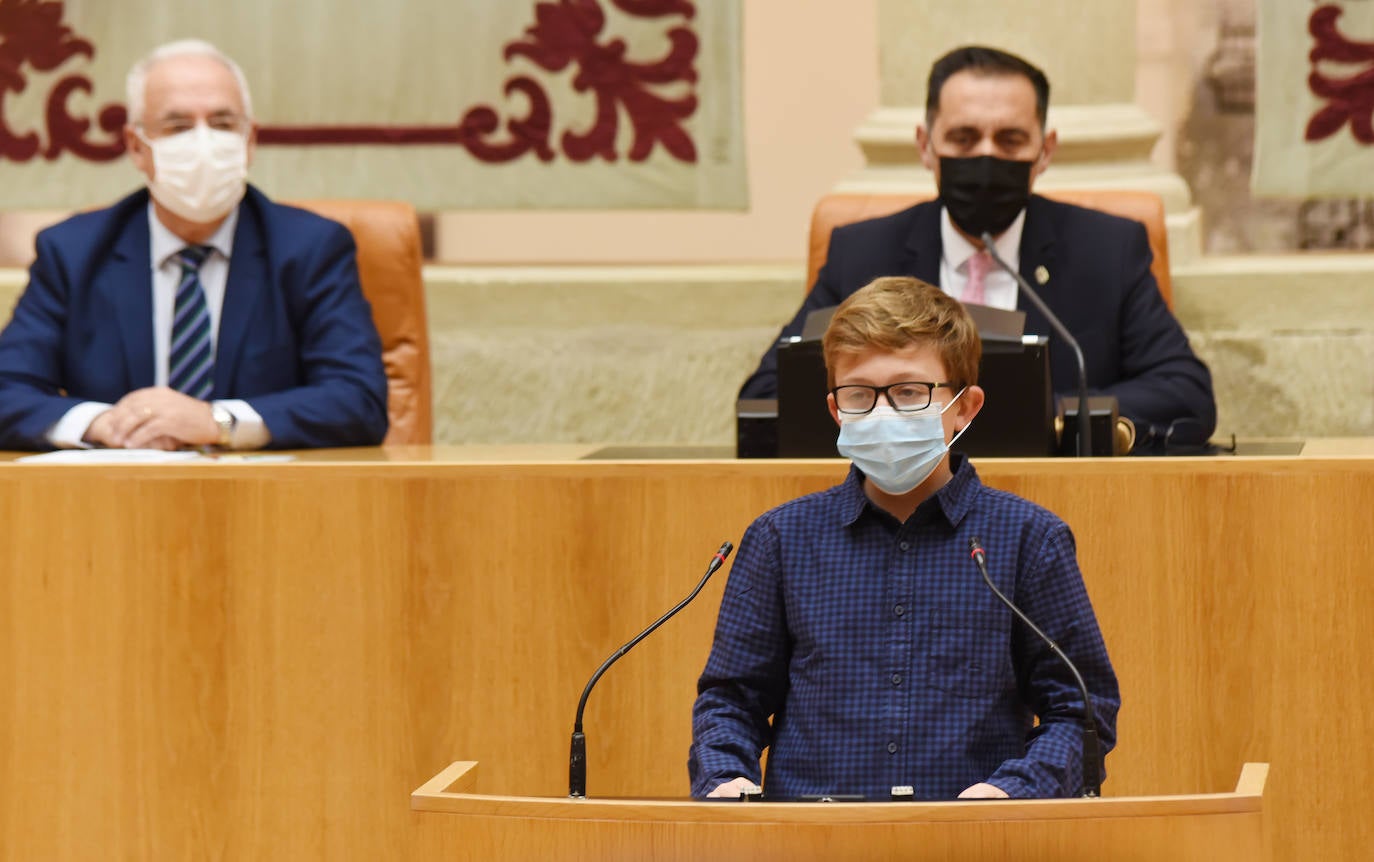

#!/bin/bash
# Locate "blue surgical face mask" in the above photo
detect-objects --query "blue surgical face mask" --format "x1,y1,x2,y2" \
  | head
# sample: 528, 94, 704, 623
836, 388, 970, 495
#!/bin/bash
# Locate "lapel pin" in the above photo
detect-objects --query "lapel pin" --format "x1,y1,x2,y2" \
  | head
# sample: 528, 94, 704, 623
1034, 266, 1050, 285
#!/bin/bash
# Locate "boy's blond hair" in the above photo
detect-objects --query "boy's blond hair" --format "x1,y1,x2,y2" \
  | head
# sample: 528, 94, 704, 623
821, 277, 981, 388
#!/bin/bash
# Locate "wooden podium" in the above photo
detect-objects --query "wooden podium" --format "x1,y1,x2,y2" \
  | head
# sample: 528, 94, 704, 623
410, 761, 1269, 861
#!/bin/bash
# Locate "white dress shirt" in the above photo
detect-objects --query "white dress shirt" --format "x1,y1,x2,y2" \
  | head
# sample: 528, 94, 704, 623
48, 202, 268, 449
938, 207, 1027, 310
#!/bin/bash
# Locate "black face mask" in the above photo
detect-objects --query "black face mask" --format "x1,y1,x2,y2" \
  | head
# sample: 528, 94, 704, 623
937, 155, 1034, 238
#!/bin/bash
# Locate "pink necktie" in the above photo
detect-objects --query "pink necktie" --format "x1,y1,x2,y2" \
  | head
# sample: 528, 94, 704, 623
965, 250, 991, 306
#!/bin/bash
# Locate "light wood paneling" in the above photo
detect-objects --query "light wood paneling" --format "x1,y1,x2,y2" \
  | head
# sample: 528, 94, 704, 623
406, 761, 1269, 862
0, 454, 1369, 859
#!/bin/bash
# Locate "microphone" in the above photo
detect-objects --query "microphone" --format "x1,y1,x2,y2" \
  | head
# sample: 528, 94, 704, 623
968, 537, 1101, 797
979, 232, 1094, 457
569, 540, 734, 798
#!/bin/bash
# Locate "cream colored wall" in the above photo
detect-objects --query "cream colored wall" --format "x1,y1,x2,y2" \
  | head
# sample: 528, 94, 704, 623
1134, 0, 1219, 169
431, 0, 880, 265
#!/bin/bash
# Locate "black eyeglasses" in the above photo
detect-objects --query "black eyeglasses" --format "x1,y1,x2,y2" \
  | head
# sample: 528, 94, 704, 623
830, 381, 959, 415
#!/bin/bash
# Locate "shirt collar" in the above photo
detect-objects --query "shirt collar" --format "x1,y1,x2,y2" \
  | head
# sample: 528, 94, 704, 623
940, 207, 1026, 274
148, 201, 240, 270
838, 452, 981, 528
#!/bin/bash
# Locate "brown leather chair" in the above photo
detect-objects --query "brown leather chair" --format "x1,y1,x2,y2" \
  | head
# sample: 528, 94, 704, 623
291, 200, 433, 445
806, 189, 1172, 308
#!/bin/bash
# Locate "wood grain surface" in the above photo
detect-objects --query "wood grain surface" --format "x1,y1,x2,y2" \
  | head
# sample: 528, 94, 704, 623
0, 453, 1367, 859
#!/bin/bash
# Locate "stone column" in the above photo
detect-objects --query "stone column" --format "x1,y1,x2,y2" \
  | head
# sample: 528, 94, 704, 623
842, 0, 1201, 260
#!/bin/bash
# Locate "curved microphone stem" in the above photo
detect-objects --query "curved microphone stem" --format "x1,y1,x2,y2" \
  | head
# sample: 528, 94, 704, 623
968, 537, 1101, 797
980, 233, 1093, 457
569, 540, 734, 798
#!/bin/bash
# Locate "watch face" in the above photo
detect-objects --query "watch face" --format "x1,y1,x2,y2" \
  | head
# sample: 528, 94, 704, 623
212, 406, 234, 445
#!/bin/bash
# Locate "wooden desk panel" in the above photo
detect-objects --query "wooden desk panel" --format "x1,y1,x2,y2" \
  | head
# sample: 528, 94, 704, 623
409, 761, 1270, 862
0, 454, 1368, 859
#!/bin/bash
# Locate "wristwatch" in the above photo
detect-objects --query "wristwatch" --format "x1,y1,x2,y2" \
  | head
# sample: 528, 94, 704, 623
210, 403, 237, 448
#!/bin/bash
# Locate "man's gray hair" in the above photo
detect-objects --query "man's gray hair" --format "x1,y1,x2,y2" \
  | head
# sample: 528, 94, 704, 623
125, 39, 254, 126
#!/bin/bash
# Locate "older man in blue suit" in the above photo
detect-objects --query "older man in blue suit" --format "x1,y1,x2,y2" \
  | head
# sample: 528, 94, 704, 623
740, 46, 1216, 450
0, 39, 387, 451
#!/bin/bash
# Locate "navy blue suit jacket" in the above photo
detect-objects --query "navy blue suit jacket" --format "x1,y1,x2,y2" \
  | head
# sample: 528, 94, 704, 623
740, 196, 1217, 440
0, 186, 389, 450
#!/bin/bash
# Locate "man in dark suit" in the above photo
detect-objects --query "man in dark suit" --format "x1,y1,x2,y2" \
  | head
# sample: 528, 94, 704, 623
0, 39, 387, 451
740, 46, 1215, 448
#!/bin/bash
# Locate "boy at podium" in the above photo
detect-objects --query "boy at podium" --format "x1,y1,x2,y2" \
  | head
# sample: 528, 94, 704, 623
689, 277, 1119, 800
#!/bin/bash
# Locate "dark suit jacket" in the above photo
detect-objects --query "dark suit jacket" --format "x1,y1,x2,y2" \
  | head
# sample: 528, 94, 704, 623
739, 195, 1217, 440
0, 185, 389, 450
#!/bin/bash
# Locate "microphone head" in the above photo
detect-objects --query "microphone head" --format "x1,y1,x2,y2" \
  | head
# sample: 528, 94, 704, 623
708, 541, 736, 574
968, 536, 985, 560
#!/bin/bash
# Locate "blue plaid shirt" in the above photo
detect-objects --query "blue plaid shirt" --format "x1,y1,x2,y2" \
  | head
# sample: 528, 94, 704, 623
689, 455, 1119, 799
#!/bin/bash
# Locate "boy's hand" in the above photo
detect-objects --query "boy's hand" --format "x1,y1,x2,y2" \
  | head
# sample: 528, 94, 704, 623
707, 777, 761, 798
957, 782, 1009, 799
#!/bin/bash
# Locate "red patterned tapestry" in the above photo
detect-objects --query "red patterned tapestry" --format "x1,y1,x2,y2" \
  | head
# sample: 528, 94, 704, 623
1255, 1, 1374, 196
0, 0, 745, 209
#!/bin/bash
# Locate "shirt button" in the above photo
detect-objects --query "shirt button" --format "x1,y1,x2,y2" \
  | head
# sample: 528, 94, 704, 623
893, 604, 905, 617
887, 742, 898, 754
899, 541, 910, 551
890, 673, 902, 686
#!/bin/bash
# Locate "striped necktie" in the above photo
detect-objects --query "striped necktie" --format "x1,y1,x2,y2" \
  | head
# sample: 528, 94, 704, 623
964, 250, 991, 306
169, 245, 215, 399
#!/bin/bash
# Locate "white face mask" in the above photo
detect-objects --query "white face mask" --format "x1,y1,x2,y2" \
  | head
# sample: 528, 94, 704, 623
836, 389, 971, 495
139, 124, 248, 224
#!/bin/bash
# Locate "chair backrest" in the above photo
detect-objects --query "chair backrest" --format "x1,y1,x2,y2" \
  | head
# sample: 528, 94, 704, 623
806, 189, 1172, 308
292, 199, 433, 445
